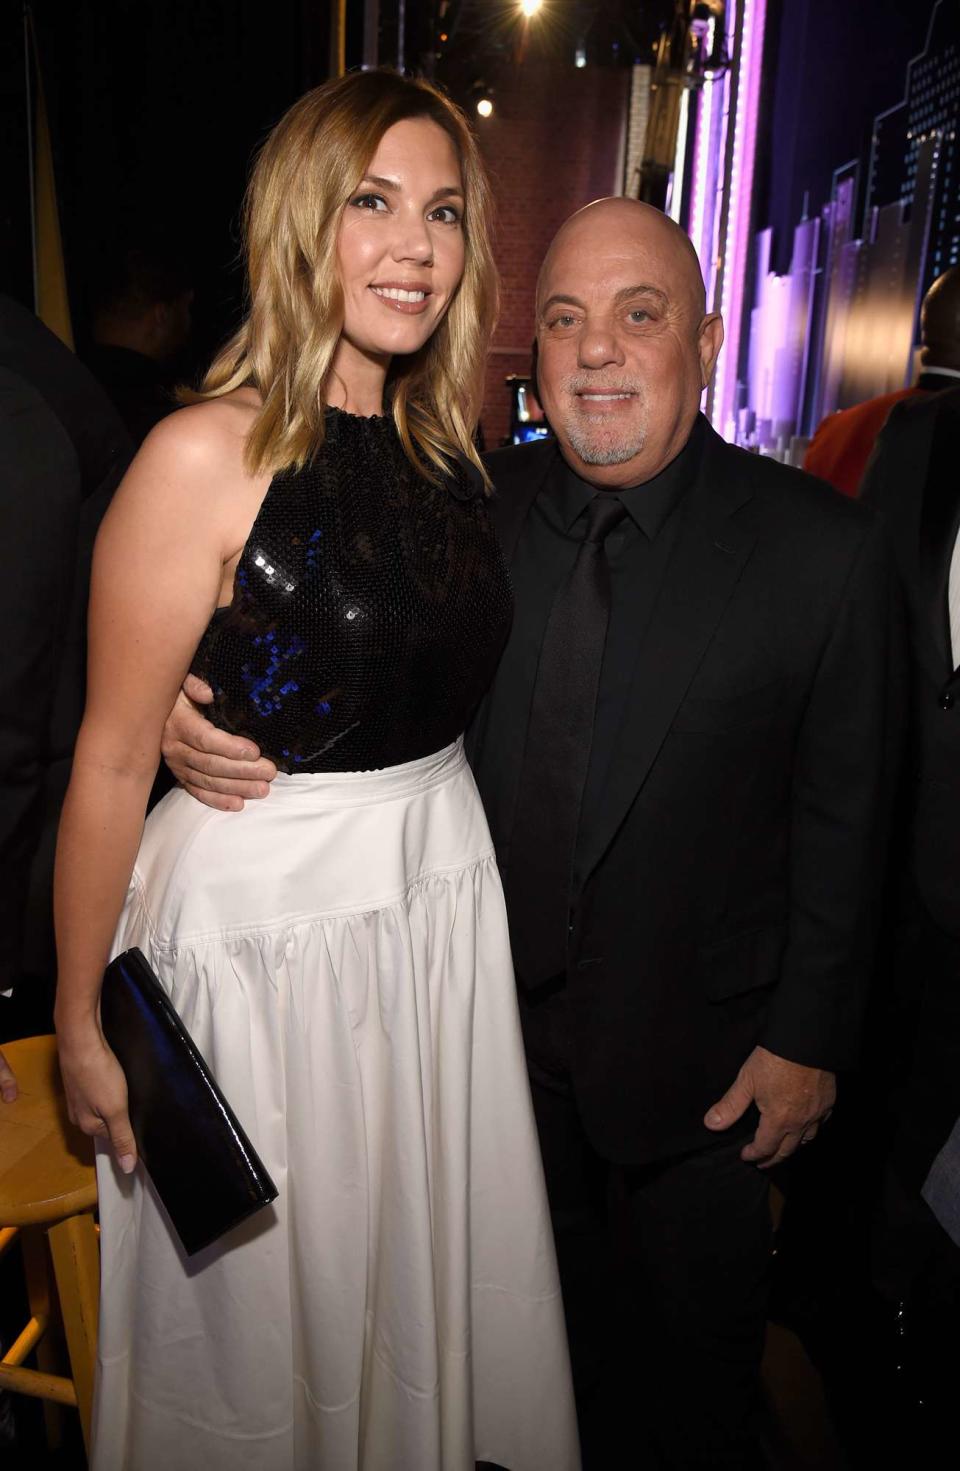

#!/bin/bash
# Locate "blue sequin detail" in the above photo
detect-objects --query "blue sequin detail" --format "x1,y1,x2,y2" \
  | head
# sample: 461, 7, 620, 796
306, 528, 323, 573
240, 634, 306, 717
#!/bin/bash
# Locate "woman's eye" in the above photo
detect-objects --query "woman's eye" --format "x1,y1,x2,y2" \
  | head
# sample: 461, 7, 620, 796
350, 193, 389, 212
429, 204, 461, 224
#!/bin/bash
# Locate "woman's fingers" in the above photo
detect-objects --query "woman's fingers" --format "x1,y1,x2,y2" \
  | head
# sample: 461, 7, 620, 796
105, 1107, 138, 1174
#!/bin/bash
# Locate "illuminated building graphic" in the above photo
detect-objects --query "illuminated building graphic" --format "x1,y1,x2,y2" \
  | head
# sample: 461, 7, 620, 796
871, 0, 960, 287
737, 0, 958, 456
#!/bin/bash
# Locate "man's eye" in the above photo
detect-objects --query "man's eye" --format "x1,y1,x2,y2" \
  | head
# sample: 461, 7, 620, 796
349, 193, 389, 212
549, 315, 577, 329
429, 204, 461, 224
629, 309, 651, 323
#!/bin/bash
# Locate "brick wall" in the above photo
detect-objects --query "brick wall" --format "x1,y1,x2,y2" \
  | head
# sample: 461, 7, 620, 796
473, 59, 631, 448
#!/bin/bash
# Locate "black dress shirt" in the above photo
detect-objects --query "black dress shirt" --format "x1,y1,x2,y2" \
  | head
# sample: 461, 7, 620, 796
476, 414, 707, 887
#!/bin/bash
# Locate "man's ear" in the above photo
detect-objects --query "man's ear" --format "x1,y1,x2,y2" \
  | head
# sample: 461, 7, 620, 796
698, 313, 724, 388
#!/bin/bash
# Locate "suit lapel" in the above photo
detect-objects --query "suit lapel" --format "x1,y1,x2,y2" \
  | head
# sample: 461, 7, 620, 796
917, 371, 960, 392
579, 430, 757, 881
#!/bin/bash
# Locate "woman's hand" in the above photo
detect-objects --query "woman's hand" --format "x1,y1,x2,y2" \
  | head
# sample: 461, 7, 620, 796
57, 1026, 138, 1173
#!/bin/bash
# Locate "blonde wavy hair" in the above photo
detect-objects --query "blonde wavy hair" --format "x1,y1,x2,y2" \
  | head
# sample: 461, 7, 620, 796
186, 70, 497, 486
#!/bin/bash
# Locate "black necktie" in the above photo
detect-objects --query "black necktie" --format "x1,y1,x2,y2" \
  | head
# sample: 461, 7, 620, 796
506, 493, 628, 986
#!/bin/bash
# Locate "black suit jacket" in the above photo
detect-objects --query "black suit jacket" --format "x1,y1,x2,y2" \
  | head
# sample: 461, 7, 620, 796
472, 421, 901, 1166
0, 296, 131, 990
860, 387, 960, 938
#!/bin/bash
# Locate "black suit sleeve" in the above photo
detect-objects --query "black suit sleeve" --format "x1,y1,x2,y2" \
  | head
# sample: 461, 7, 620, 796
0, 370, 81, 992
760, 511, 906, 1070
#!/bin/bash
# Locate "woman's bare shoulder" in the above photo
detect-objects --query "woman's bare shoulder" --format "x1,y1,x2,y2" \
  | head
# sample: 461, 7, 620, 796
135, 391, 262, 486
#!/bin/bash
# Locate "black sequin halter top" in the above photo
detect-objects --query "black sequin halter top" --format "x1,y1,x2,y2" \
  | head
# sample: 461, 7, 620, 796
191, 409, 513, 773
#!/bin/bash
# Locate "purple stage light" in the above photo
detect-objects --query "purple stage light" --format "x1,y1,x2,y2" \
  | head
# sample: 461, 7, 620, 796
713, 0, 768, 439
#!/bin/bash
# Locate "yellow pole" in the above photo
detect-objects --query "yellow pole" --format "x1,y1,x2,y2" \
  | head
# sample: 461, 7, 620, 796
27, 8, 74, 349
329, 0, 346, 78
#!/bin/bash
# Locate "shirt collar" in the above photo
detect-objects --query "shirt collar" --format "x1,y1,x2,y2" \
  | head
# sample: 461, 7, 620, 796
921, 364, 960, 382
547, 412, 707, 539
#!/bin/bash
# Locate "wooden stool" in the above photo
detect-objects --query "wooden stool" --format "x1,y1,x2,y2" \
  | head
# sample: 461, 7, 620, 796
0, 1034, 99, 1455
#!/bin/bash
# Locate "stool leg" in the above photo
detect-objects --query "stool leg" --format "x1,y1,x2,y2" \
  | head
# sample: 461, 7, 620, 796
47, 1211, 99, 1457
21, 1228, 65, 1450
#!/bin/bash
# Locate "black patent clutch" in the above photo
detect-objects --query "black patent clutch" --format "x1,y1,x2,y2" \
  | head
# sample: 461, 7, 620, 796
100, 947, 278, 1256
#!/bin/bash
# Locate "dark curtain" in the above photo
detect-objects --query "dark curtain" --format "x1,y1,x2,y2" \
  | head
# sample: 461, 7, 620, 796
8, 1, 334, 368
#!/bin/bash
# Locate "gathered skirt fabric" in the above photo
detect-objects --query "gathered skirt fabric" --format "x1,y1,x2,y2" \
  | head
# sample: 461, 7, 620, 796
91, 740, 580, 1471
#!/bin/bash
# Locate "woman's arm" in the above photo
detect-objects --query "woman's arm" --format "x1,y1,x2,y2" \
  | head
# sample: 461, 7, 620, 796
54, 404, 250, 1168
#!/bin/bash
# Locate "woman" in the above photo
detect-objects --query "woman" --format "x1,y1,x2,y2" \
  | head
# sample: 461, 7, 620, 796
54, 71, 579, 1471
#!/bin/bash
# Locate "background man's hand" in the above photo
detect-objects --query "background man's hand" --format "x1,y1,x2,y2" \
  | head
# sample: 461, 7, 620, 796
704, 1045, 836, 1168
0, 1047, 16, 1102
161, 675, 278, 811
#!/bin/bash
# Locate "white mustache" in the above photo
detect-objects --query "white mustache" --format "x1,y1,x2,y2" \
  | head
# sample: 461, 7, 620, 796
564, 379, 643, 397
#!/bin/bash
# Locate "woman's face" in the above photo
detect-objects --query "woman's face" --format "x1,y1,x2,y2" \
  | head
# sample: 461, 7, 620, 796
336, 117, 466, 367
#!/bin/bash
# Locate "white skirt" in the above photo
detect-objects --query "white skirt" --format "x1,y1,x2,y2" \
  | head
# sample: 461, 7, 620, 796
91, 740, 579, 1471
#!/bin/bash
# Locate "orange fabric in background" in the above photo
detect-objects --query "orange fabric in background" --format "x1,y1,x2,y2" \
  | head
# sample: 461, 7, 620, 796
803, 387, 921, 497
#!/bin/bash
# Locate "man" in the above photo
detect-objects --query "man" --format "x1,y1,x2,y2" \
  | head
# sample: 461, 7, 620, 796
0, 295, 131, 1098
163, 201, 898, 1467
858, 387, 960, 1452
83, 247, 193, 447
803, 265, 960, 497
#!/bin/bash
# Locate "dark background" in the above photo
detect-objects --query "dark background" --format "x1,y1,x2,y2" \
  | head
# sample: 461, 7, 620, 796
761, 0, 939, 275
1, 0, 678, 372
0, 1, 944, 369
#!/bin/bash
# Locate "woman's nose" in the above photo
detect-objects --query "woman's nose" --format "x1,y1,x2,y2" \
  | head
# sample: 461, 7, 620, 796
391, 211, 433, 265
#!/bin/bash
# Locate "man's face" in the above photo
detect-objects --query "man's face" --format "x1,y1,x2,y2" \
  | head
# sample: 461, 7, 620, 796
535, 204, 723, 487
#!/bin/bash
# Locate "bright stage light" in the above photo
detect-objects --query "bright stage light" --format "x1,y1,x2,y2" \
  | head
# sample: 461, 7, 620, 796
476, 97, 494, 118
520, 0, 543, 17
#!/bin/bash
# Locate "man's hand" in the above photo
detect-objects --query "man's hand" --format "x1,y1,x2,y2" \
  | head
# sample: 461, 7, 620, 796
704, 1045, 836, 1169
161, 675, 278, 811
0, 1047, 16, 1102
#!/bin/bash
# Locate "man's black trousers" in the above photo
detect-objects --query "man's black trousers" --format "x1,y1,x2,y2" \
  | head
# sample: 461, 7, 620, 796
526, 1056, 772, 1470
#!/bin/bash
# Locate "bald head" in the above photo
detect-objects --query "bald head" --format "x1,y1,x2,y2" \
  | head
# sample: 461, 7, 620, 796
537, 198, 707, 320
534, 197, 722, 488
921, 267, 960, 371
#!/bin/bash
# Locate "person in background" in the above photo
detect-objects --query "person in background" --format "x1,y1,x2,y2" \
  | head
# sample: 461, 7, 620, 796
165, 197, 900, 1470
857, 384, 960, 1457
804, 266, 960, 497
83, 247, 194, 446
0, 294, 131, 1092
